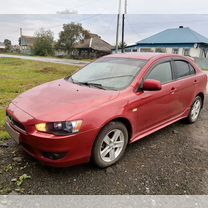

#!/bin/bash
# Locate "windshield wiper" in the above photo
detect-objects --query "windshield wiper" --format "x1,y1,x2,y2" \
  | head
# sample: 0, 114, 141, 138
74, 81, 106, 90
85, 75, 134, 82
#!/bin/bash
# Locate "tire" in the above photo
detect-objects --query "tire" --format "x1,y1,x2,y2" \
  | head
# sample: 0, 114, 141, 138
92, 121, 128, 168
186, 96, 202, 124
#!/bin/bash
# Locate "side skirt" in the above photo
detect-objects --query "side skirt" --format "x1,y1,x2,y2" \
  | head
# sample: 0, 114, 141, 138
129, 109, 190, 144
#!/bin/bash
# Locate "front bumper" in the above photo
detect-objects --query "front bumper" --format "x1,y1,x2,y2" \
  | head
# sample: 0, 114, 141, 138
6, 104, 99, 167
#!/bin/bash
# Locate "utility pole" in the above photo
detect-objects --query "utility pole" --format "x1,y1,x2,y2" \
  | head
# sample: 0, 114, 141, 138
115, 0, 122, 53
20, 28, 23, 52
121, 13, 125, 53
121, 0, 127, 53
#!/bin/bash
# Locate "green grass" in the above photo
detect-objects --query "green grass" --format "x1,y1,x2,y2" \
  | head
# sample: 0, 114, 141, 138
0, 58, 79, 141
0, 131, 10, 141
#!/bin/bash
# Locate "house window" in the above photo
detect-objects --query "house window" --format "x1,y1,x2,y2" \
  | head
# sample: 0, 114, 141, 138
125, 49, 131, 52
172, 48, 179, 54
140, 48, 154, 52
132, 49, 137, 52
183, 49, 190, 56
155, 48, 166, 53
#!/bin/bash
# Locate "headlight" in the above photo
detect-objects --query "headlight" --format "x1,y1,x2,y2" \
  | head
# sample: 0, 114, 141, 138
35, 120, 83, 135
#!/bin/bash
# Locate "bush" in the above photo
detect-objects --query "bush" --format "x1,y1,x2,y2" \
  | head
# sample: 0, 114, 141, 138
32, 29, 54, 56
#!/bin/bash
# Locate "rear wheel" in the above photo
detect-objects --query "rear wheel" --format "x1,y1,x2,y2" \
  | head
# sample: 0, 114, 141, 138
92, 122, 128, 168
186, 96, 202, 123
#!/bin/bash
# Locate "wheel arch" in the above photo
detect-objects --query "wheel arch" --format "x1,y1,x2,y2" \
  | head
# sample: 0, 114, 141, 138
97, 117, 133, 142
196, 92, 204, 108
111, 117, 133, 141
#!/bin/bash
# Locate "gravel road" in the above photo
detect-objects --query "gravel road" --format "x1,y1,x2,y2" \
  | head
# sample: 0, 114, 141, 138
0, 96, 208, 195
0, 54, 89, 67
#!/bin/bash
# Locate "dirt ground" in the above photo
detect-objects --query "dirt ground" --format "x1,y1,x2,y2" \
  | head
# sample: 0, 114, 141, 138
0, 97, 208, 195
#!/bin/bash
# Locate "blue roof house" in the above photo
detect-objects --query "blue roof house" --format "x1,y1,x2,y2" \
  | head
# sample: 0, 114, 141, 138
117, 26, 208, 58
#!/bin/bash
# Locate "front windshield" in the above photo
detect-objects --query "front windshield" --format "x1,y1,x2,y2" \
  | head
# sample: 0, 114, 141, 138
70, 57, 147, 90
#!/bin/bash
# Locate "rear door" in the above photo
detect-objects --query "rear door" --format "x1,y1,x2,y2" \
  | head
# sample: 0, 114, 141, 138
172, 59, 197, 115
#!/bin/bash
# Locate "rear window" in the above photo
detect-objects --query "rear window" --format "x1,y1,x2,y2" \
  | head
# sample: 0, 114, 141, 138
174, 60, 195, 79
189, 64, 196, 75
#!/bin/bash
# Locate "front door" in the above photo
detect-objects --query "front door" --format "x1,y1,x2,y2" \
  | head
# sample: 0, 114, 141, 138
135, 60, 178, 133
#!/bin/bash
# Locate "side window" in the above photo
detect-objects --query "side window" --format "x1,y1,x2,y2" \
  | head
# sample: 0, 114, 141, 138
189, 64, 196, 75
146, 62, 172, 84
174, 60, 195, 79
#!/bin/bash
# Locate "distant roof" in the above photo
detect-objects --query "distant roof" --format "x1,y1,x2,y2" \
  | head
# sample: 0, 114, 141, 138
137, 27, 208, 44
21, 35, 37, 46
75, 34, 113, 52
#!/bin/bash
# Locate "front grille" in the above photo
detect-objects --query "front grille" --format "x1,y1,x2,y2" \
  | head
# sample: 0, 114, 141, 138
6, 112, 26, 131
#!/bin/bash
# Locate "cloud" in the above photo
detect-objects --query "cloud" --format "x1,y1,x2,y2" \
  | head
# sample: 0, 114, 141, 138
0, 0, 208, 14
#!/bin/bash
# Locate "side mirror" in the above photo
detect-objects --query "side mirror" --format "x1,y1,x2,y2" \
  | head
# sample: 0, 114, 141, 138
142, 79, 162, 91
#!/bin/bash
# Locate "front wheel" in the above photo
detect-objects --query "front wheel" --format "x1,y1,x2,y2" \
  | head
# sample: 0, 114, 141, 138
186, 96, 202, 124
92, 122, 128, 168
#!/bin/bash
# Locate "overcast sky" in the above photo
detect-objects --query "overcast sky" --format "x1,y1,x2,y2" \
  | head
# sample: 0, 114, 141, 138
1, 14, 208, 45
1, 1, 208, 45
0, 0, 208, 14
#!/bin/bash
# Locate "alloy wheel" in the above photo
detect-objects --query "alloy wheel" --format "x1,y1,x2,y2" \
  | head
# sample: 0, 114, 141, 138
190, 99, 201, 122
100, 129, 125, 163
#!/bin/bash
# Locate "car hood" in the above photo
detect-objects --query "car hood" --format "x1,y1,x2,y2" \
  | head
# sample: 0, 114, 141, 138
12, 79, 119, 122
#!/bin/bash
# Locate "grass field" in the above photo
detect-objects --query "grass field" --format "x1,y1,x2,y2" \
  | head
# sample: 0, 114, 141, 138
0, 58, 79, 141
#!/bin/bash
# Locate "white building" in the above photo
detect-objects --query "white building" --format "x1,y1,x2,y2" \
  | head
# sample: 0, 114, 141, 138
0, 42, 5, 53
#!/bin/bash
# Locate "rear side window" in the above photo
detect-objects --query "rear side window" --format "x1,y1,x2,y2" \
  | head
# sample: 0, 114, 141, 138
189, 64, 196, 75
146, 62, 172, 84
174, 60, 195, 79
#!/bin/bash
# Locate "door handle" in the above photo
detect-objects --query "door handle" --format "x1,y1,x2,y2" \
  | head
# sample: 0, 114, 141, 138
170, 87, 176, 95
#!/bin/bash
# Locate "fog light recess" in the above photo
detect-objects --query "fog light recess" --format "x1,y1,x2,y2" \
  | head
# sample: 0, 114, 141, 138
42, 152, 67, 160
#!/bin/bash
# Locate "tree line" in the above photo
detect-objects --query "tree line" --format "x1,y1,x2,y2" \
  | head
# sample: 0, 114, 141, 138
32, 22, 90, 57
4, 22, 126, 56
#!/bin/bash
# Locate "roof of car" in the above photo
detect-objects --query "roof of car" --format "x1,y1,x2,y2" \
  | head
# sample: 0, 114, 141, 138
106, 52, 182, 61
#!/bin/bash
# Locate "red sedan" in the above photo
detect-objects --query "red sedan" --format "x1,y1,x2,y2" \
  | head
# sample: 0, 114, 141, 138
6, 53, 207, 168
